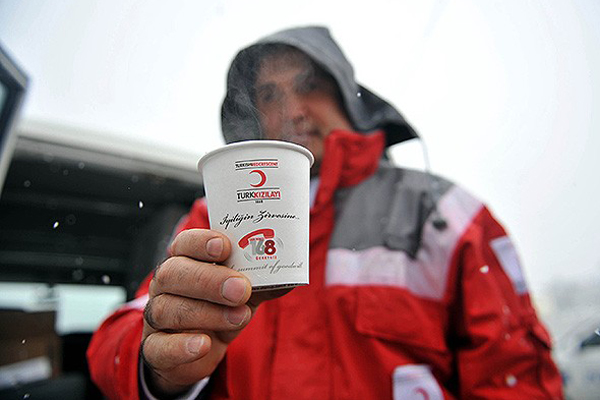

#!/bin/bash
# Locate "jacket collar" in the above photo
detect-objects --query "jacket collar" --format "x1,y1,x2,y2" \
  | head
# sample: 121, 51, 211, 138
312, 129, 385, 214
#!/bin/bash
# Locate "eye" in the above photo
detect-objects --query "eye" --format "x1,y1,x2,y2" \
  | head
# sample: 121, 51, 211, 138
296, 76, 318, 94
256, 85, 278, 105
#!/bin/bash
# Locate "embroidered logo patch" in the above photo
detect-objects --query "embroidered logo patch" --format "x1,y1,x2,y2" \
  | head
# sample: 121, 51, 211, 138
393, 365, 443, 400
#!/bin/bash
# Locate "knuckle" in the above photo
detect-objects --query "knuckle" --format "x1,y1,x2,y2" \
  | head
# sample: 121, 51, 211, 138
153, 257, 182, 288
170, 230, 184, 250
178, 298, 210, 329
173, 297, 192, 327
173, 229, 195, 251
152, 262, 168, 288
144, 295, 166, 330
141, 334, 169, 370
193, 300, 210, 321
140, 335, 155, 367
191, 265, 235, 304
190, 263, 211, 286
148, 278, 159, 297
143, 300, 157, 329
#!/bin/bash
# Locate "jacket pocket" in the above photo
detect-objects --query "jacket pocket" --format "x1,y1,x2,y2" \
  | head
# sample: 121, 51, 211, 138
529, 321, 552, 349
355, 286, 448, 353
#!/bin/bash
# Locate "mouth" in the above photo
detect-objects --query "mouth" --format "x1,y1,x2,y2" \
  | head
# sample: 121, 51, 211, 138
280, 129, 319, 148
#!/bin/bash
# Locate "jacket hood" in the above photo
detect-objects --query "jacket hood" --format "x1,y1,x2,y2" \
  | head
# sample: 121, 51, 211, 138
221, 26, 418, 147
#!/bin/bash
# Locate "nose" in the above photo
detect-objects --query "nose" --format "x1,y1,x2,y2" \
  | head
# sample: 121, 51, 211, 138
281, 92, 307, 124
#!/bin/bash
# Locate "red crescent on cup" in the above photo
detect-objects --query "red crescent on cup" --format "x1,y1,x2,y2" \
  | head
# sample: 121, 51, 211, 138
249, 169, 267, 187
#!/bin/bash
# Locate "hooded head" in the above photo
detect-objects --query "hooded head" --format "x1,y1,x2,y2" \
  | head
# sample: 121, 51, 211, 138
221, 26, 417, 148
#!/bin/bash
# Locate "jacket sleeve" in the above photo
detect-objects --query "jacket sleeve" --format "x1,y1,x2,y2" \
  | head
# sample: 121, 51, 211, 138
87, 199, 210, 400
448, 204, 563, 399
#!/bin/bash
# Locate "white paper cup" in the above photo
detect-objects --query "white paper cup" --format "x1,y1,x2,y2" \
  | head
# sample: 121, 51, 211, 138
198, 140, 314, 291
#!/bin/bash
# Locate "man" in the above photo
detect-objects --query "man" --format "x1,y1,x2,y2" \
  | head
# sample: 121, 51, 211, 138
88, 26, 563, 399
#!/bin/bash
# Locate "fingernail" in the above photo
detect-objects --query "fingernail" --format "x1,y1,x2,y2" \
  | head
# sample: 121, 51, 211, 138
225, 306, 249, 326
206, 237, 223, 258
222, 277, 247, 303
186, 336, 204, 355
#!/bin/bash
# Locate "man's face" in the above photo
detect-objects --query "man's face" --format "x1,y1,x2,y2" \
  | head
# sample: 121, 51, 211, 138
254, 49, 352, 173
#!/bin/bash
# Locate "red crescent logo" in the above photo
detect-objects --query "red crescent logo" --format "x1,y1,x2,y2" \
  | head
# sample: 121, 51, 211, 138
249, 169, 267, 187
414, 388, 429, 400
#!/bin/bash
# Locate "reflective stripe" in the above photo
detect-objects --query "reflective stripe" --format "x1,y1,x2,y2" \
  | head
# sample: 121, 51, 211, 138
309, 177, 320, 209
490, 236, 528, 294
326, 185, 482, 299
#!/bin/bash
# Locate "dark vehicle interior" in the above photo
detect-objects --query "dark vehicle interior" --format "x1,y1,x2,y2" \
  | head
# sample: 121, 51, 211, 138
0, 44, 203, 399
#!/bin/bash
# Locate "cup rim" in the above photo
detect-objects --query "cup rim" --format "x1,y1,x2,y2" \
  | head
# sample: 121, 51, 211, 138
197, 140, 315, 172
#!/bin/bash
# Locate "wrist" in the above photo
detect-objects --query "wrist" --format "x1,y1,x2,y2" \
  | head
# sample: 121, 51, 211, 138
143, 363, 192, 399
140, 358, 211, 399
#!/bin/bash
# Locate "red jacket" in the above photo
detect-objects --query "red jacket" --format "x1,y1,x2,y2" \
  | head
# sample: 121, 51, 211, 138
88, 130, 563, 399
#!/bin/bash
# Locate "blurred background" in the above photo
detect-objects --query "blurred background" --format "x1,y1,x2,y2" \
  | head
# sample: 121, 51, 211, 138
0, 0, 598, 398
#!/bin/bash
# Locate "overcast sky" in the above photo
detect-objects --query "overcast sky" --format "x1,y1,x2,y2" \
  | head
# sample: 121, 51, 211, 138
1, 0, 599, 297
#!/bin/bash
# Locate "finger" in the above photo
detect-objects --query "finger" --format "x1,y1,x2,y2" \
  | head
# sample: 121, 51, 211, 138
151, 257, 251, 306
170, 229, 231, 263
142, 332, 211, 372
144, 294, 251, 331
